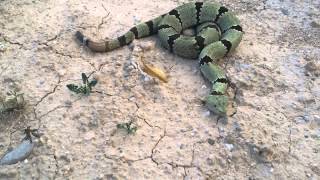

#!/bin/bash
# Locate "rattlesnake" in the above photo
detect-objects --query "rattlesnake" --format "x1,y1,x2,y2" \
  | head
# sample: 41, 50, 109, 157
76, 2, 243, 115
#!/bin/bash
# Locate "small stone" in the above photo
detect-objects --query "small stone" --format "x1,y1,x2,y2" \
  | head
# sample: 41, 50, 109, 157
84, 131, 95, 140
313, 129, 320, 138
203, 110, 211, 117
225, 143, 234, 151
180, 144, 185, 149
280, 8, 289, 15
270, 167, 274, 173
207, 138, 215, 145
305, 61, 320, 77
133, 16, 141, 24
0, 42, 6, 52
127, 65, 136, 70
233, 122, 242, 131
206, 158, 214, 166
310, 21, 320, 28
303, 115, 312, 122
128, 96, 136, 102
295, 116, 306, 124
143, 75, 151, 82
65, 100, 72, 106
59, 69, 67, 76
138, 41, 155, 51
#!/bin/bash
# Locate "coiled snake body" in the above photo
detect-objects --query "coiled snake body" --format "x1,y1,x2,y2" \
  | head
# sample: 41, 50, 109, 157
76, 2, 243, 115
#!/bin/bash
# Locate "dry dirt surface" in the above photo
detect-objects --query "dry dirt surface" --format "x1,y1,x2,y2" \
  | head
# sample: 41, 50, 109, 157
0, 0, 319, 179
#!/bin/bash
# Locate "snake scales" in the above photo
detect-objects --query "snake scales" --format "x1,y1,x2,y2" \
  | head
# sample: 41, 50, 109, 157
76, 2, 243, 115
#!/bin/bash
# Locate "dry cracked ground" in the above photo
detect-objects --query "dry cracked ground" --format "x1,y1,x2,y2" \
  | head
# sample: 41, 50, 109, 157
0, 0, 319, 179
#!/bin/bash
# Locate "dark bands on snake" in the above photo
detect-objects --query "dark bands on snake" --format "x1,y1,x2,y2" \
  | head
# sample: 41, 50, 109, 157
75, 2, 243, 115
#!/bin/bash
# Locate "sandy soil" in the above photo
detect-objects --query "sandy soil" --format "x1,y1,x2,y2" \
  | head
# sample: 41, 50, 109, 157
0, 0, 319, 179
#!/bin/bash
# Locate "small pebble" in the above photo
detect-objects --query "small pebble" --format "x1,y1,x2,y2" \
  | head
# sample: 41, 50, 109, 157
138, 41, 155, 51
314, 129, 320, 138
143, 75, 151, 82
0, 42, 6, 52
207, 138, 215, 145
270, 168, 274, 173
225, 143, 234, 151
84, 131, 95, 140
310, 21, 320, 28
203, 110, 211, 117
280, 8, 289, 15
133, 16, 141, 24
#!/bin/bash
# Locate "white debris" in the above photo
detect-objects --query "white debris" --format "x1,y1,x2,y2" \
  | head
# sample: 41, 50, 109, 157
225, 143, 234, 151
203, 110, 211, 117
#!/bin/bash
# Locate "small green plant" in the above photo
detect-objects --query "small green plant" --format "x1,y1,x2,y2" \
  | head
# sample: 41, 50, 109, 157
116, 121, 137, 134
67, 73, 98, 95
0, 91, 24, 114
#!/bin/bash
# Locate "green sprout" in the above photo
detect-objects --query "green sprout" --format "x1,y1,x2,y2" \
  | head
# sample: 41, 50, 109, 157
116, 121, 137, 134
67, 73, 98, 95
0, 91, 25, 114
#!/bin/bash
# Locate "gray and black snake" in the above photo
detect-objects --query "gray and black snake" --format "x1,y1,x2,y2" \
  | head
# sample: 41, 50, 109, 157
76, 2, 243, 115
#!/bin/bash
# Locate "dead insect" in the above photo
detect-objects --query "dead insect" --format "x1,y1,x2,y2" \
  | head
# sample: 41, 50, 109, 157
116, 121, 137, 134
67, 73, 98, 95
0, 91, 25, 114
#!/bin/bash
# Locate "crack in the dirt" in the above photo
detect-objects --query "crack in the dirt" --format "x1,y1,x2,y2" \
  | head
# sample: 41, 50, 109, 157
183, 167, 187, 179
108, 130, 167, 166
34, 97, 81, 130
165, 140, 207, 178
97, 4, 110, 31
279, 111, 293, 154
97, 61, 111, 71
288, 124, 292, 154
150, 130, 167, 165
38, 105, 72, 119
37, 31, 80, 59
262, 0, 267, 10
167, 161, 194, 169
91, 90, 114, 96
38, 34, 59, 47
53, 154, 59, 179
0, 65, 9, 76
1, 31, 70, 55
52, 49, 77, 59
27, 73, 64, 131
45, 34, 59, 44
111, 133, 209, 178
165, 140, 202, 170
35, 76, 61, 107
85, 61, 97, 71
2, 36, 24, 49
136, 115, 152, 128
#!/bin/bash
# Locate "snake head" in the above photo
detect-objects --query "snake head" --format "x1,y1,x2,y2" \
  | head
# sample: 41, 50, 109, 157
205, 95, 228, 116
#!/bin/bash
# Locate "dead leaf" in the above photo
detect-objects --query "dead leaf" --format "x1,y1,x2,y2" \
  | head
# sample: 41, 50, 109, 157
140, 59, 168, 83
